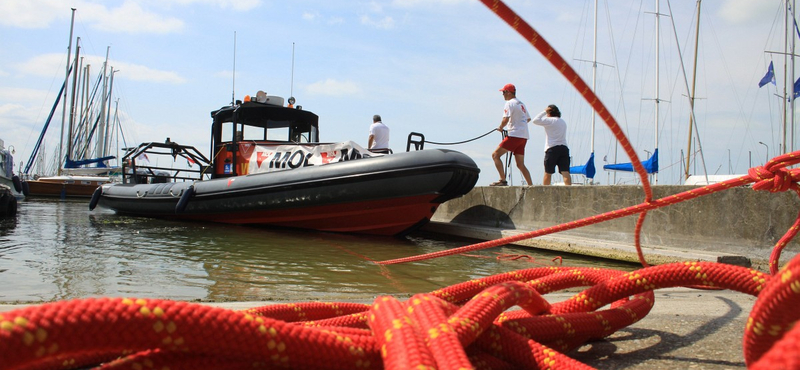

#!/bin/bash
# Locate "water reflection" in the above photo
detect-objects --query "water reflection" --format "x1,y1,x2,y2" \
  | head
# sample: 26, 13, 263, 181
0, 198, 636, 303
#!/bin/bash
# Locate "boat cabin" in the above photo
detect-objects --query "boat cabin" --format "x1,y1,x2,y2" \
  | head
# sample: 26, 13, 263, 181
119, 92, 322, 184
210, 93, 320, 178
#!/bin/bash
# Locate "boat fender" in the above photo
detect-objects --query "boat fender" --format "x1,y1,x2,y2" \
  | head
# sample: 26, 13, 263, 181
89, 187, 103, 211
175, 185, 194, 214
12, 175, 22, 193
21, 180, 29, 197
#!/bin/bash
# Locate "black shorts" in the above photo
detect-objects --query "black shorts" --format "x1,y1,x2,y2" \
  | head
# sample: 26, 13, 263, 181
544, 145, 570, 174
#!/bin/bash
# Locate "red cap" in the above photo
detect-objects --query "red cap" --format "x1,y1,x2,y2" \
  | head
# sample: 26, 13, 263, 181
499, 83, 516, 93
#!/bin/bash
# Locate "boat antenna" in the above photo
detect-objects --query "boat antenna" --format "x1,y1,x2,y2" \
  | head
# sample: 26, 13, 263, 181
291, 42, 295, 98
232, 31, 237, 106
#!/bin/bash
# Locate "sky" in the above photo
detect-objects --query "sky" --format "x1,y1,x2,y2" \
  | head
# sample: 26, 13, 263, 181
0, 0, 791, 186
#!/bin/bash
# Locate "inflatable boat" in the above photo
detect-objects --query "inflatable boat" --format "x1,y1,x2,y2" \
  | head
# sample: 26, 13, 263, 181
91, 92, 479, 236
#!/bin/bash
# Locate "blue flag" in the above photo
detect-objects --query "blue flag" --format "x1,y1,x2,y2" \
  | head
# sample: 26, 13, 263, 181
759, 61, 776, 88
792, 77, 800, 102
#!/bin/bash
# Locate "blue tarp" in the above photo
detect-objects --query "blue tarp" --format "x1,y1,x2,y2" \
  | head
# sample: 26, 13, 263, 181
569, 152, 596, 179
64, 156, 115, 168
603, 148, 658, 174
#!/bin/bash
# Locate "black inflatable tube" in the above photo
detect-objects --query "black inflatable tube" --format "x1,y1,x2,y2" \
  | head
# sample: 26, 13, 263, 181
12, 175, 22, 193
175, 185, 194, 213
89, 187, 102, 211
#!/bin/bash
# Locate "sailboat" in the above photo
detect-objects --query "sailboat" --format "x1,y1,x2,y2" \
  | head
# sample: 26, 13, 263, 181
568, 0, 600, 183
22, 9, 121, 198
602, 0, 662, 183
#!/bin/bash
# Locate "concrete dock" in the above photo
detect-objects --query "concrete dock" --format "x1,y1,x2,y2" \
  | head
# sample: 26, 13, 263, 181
426, 185, 800, 271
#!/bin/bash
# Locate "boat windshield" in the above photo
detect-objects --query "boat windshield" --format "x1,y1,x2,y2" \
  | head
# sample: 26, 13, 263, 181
211, 102, 320, 145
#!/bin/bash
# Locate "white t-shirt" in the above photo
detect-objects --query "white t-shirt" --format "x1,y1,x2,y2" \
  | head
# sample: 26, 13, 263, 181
531, 111, 568, 150
502, 98, 530, 139
369, 121, 390, 149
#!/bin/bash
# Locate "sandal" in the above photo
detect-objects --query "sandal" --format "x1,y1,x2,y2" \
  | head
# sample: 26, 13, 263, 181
489, 180, 508, 186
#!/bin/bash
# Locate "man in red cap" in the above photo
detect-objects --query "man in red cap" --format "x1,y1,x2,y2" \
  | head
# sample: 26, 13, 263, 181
490, 83, 533, 186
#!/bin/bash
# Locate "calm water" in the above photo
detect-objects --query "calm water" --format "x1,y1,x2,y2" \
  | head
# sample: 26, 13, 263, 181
0, 198, 636, 303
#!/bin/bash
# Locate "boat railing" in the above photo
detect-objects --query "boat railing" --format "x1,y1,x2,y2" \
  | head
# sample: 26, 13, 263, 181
120, 141, 212, 185
407, 132, 425, 151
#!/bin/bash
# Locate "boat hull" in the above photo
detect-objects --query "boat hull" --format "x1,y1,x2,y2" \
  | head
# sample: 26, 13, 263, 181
96, 149, 479, 236
26, 176, 111, 198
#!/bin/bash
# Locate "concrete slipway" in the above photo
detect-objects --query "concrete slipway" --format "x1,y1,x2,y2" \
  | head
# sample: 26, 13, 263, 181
425, 185, 800, 270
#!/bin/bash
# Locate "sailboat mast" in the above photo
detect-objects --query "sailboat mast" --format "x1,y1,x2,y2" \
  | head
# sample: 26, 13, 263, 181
67, 38, 80, 162
591, 0, 597, 156
792, 0, 796, 154
103, 68, 117, 158
58, 8, 76, 176
784, 1, 789, 156
684, 0, 701, 180
654, 0, 660, 184
96, 47, 110, 159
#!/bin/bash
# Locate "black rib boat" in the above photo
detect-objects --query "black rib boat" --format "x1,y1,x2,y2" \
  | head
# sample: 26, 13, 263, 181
91, 92, 479, 236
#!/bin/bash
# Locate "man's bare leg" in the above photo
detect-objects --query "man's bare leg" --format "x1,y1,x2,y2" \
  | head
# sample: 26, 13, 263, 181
492, 147, 509, 182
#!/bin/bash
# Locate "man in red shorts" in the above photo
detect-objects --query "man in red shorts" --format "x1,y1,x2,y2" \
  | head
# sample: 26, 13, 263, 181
491, 83, 533, 186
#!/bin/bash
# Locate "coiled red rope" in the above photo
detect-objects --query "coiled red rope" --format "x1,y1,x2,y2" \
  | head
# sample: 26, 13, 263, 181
0, 261, 790, 370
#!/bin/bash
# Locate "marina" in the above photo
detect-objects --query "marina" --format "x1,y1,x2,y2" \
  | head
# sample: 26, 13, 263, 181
3, 1, 800, 369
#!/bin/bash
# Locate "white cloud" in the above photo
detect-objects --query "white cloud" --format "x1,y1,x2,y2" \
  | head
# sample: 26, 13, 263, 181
369, 2, 384, 13
303, 12, 319, 21
391, 0, 470, 7
15, 53, 185, 84
303, 11, 345, 26
306, 79, 360, 96
90, 1, 184, 34
113, 62, 186, 84
0, 0, 269, 33
718, 0, 777, 25
361, 15, 395, 30
171, 0, 261, 12
0, 0, 64, 28
0, 88, 50, 103
0, 103, 29, 119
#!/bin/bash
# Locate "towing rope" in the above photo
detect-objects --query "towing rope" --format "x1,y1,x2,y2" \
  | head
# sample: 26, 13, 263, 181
425, 129, 499, 146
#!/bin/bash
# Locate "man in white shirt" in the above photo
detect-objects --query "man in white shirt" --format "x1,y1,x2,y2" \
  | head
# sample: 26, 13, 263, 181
491, 83, 533, 186
368, 114, 390, 153
531, 105, 572, 185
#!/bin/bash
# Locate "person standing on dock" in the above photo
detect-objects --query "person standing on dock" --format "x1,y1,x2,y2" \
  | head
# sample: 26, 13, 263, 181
531, 104, 572, 185
491, 83, 533, 186
368, 114, 391, 154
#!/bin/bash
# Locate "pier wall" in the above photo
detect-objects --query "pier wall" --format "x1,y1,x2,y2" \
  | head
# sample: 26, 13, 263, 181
427, 185, 800, 268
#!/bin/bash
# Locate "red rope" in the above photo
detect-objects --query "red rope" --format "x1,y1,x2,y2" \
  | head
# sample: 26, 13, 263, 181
5, 2, 800, 370
2, 261, 790, 370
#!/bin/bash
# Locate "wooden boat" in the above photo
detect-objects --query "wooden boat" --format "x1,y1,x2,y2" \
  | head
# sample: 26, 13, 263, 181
25, 175, 112, 198
91, 92, 480, 236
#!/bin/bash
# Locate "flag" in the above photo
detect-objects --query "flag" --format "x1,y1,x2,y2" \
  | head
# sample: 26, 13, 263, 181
759, 61, 776, 88
791, 77, 800, 102
137, 153, 149, 162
